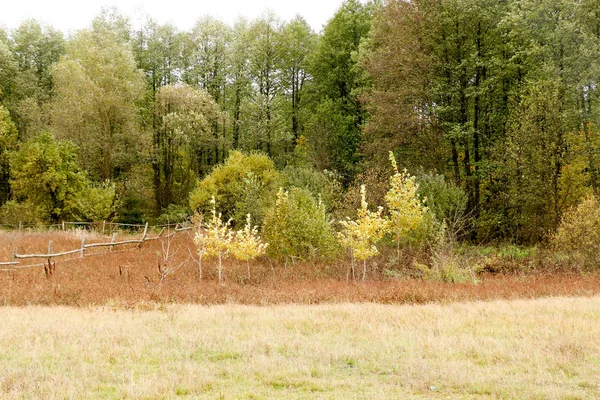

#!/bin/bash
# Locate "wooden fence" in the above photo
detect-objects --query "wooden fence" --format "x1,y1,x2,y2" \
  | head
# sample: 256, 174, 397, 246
0, 223, 193, 274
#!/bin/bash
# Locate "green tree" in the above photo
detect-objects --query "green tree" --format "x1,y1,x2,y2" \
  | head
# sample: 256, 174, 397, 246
0, 104, 18, 204
50, 15, 145, 181
10, 133, 86, 222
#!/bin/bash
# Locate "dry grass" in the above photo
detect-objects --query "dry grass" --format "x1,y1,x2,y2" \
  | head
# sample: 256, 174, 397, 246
1, 297, 599, 399
2, 230, 600, 306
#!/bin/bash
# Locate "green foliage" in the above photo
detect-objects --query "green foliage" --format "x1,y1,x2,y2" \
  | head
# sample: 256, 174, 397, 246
263, 187, 339, 260
10, 133, 86, 222
0, 104, 17, 204
0, 200, 43, 226
71, 180, 120, 222
156, 204, 191, 226
415, 171, 468, 240
551, 195, 600, 270
189, 151, 282, 224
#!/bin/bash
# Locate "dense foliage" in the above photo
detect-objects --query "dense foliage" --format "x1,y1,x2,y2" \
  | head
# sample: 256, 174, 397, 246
0, 0, 598, 250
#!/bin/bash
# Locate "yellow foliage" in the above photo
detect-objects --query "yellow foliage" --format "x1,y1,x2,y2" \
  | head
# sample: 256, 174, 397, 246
231, 214, 268, 262
385, 151, 428, 250
339, 185, 388, 280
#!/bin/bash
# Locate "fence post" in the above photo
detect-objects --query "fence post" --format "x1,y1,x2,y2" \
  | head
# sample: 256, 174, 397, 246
102, 221, 106, 235
110, 232, 118, 251
80, 237, 86, 258
46, 240, 54, 276
18, 221, 22, 233
62, 221, 65, 231
12, 247, 17, 263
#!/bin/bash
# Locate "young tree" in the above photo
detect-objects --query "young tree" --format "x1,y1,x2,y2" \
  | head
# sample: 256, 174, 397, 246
231, 213, 268, 279
338, 184, 387, 281
193, 196, 233, 283
385, 152, 428, 259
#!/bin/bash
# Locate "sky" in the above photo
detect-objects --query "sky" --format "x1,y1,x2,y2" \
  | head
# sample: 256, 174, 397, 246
0, 0, 347, 34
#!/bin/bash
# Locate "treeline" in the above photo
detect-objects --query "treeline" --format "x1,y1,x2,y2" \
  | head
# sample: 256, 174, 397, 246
0, 0, 599, 245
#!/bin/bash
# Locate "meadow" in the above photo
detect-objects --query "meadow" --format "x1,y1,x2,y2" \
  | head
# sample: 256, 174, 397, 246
1, 297, 600, 399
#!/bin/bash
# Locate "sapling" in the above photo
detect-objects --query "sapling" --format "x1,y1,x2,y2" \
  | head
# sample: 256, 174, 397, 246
339, 185, 388, 281
231, 214, 268, 279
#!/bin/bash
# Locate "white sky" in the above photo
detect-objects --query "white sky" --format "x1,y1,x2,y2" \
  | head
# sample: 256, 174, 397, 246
0, 0, 347, 34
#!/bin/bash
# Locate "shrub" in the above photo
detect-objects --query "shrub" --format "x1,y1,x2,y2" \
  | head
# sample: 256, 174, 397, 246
415, 170, 468, 240
414, 245, 483, 284
551, 195, 600, 270
156, 204, 191, 226
0, 200, 44, 227
189, 151, 282, 225
263, 187, 339, 261
71, 180, 120, 222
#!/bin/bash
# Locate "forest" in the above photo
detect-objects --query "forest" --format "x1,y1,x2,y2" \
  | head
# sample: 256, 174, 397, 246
1, 0, 600, 253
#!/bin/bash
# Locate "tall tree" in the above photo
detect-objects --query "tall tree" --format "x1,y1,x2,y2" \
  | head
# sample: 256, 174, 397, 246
50, 13, 146, 181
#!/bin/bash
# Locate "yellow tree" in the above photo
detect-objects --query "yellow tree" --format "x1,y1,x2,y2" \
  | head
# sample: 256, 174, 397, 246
193, 196, 232, 283
339, 185, 388, 281
231, 213, 269, 279
385, 151, 428, 259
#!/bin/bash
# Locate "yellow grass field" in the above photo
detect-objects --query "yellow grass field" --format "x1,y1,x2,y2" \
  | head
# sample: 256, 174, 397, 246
1, 297, 599, 399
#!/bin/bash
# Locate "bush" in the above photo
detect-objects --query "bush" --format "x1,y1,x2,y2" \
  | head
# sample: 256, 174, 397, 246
414, 245, 483, 283
156, 204, 191, 225
0, 200, 44, 226
283, 165, 343, 213
189, 151, 282, 225
263, 187, 339, 260
71, 180, 120, 222
415, 171, 468, 240
551, 195, 600, 270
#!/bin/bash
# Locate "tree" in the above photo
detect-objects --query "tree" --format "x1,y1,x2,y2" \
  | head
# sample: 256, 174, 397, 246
339, 184, 387, 281
193, 196, 233, 283
10, 133, 86, 222
153, 84, 226, 210
308, 0, 375, 181
231, 213, 268, 279
50, 14, 145, 181
385, 152, 428, 258
0, 104, 17, 204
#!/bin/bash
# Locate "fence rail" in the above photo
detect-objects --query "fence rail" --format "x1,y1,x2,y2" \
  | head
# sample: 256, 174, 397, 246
1, 223, 193, 274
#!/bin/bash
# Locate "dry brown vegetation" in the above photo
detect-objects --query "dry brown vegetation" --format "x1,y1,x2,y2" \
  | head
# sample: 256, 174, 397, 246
1, 230, 600, 306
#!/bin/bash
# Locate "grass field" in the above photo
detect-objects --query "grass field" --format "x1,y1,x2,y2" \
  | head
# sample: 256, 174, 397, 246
1, 296, 600, 399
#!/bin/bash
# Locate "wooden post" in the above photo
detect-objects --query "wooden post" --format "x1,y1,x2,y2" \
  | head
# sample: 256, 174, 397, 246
18, 221, 22, 233
12, 248, 17, 263
46, 241, 54, 276
138, 222, 149, 248
62, 221, 65, 231
80, 237, 86, 258
110, 232, 118, 251
102, 221, 106, 235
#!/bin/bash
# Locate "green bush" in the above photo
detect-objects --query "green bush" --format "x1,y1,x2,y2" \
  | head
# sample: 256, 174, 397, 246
551, 195, 600, 270
414, 245, 483, 283
415, 171, 468, 237
156, 204, 191, 225
263, 187, 339, 260
283, 166, 343, 213
189, 151, 282, 225
71, 180, 120, 222
0, 200, 44, 227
